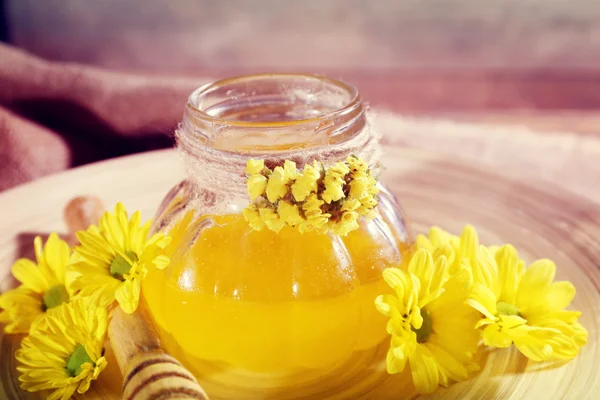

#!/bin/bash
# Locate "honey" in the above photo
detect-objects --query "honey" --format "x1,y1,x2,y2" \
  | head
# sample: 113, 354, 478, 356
143, 213, 404, 397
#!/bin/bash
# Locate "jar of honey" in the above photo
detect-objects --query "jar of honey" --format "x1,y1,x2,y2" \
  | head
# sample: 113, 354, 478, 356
142, 74, 412, 399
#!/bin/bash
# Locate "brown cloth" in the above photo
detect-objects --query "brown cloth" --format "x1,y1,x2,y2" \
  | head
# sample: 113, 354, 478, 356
0, 43, 209, 192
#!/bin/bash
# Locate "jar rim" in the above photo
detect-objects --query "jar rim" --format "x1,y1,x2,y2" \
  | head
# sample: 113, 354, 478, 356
186, 73, 362, 128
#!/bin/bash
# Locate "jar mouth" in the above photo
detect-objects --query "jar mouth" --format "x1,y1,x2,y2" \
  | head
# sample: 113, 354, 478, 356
187, 73, 362, 128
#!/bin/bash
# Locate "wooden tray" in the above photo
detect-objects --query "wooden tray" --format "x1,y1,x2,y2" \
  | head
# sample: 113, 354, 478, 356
1, 148, 599, 399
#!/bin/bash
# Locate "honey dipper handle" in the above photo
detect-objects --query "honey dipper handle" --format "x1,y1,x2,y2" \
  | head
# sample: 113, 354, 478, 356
108, 307, 209, 400
121, 352, 208, 400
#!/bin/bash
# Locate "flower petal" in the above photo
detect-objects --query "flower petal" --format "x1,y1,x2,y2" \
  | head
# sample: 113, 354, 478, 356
495, 244, 523, 304
386, 347, 407, 374
514, 331, 554, 361
12, 259, 50, 292
375, 294, 396, 317
382, 268, 408, 301
429, 255, 449, 292
408, 249, 433, 299
425, 342, 469, 383
545, 281, 576, 310
466, 283, 497, 319
410, 306, 423, 330
482, 324, 513, 348
409, 345, 439, 394
518, 259, 556, 294
43, 233, 71, 284
114, 279, 141, 314
459, 225, 478, 263
152, 255, 170, 270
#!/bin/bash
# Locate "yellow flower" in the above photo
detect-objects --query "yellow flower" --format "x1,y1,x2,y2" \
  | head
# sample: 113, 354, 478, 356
16, 298, 107, 400
348, 176, 371, 201
67, 203, 171, 314
466, 244, 587, 361
415, 226, 458, 258
357, 197, 378, 219
375, 249, 480, 394
326, 198, 362, 236
348, 171, 378, 219
321, 161, 350, 204
341, 198, 361, 212
413, 225, 492, 278
331, 211, 360, 236
243, 156, 377, 235
291, 161, 321, 202
0, 233, 71, 333
299, 193, 331, 233
246, 159, 265, 175
242, 204, 265, 231
247, 174, 268, 200
265, 166, 290, 202
258, 207, 285, 232
366, 175, 380, 196
277, 201, 304, 226
346, 154, 368, 174
282, 160, 298, 180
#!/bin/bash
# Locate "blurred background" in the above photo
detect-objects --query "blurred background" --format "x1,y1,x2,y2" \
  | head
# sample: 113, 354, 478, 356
4, 0, 600, 111
1, 0, 600, 191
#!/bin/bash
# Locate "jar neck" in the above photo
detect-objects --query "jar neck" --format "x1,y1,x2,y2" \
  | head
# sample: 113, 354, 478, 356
176, 74, 381, 213
180, 74, 367, 154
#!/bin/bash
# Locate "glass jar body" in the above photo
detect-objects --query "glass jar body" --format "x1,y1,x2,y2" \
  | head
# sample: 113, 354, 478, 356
144, 184, 409, 398
142, 75, 412, 399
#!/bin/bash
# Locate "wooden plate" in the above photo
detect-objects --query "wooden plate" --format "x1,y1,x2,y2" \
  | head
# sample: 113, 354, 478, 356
1, 148, 599, 399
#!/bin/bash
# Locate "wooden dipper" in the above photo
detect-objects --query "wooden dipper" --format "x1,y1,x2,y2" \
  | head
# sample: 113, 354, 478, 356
108, 306, 209, 400
64, 196, 209, 400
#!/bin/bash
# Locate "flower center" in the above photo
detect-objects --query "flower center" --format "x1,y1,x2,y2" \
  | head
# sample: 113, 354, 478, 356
413, 309, 433, 343
496, 301, 521, 317
42, 284, 69, 311
66, 344, 94, 377
109, 251, 138, 280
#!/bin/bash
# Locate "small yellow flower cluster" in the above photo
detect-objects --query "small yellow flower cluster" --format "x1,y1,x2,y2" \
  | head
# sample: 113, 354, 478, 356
0, 203, 171, 399
376, 225, 587, 394
243, 155, 379, 236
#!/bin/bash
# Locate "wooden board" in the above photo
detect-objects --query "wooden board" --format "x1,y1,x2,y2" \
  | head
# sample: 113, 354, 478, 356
0, 147, 599, 399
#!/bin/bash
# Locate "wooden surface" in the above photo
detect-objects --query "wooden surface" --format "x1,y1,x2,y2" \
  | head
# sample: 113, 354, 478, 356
1, 116, 600, 398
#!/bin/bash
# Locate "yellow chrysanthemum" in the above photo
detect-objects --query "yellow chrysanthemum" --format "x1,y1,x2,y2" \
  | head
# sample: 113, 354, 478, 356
246, 159, 265, 175
277, 201, 304, 225
258, 207, 285, 233
341, 198, 361, 212
247, 174, 268, 200
375, 249, 480, 394
346, 154, 369, 174
265, 166, 290, 202
300, 193, 331, 233
0, 233, 71, 333
348, 176, 371, 201
16, 298, 107, 400
331, 211, 360, 236
321, 161, 350, 203
242, 204, 266, 231
357, 197, 379, 219
328, 198, 361, 236
243, 156, 378, 235
282, 159, 298, 180
67, 203, 171, 314
412, 225, 492, 277
291, 161, 321, 202
348, 164, 379, 219
466, 244, 587, 361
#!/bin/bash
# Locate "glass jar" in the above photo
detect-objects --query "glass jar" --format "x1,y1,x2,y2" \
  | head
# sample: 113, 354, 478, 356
142, 74, 412, 399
